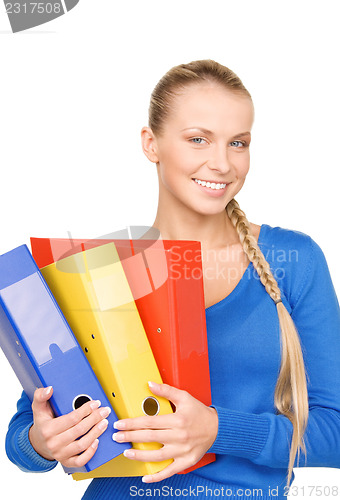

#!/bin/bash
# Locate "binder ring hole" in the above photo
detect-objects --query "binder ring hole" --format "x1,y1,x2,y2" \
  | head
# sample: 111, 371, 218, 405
73, 394, 92, 410
142, 397, 160, 416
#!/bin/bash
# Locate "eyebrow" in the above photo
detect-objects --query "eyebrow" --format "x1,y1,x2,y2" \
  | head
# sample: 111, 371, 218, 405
232, 132, 251, 139
181, 127, 251, 138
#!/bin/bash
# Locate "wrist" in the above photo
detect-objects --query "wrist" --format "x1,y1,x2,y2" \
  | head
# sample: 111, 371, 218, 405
28, 424, 55, 462
14, 422, 58, 472
207, 406, 219, 449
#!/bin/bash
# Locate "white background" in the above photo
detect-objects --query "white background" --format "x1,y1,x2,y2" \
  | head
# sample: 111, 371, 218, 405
0, 1, 339, 498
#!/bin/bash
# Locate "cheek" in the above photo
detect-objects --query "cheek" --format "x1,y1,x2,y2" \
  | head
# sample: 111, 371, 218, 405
234, 153, 250, 178
159, 145, 195, 178
158, 145, 182, 170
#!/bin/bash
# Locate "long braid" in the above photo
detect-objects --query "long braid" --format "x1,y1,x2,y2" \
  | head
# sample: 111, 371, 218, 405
226, 198, 309, 487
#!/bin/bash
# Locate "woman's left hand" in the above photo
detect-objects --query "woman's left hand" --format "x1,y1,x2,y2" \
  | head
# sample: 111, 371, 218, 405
112, 381, 218, 483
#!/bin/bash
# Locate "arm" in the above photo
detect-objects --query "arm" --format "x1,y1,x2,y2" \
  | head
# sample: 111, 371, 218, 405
208, 236, 340, 469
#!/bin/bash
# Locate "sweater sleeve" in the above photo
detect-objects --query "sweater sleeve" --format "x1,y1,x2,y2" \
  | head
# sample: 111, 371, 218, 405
5, 391, 58, 473
207, 236, 340, 469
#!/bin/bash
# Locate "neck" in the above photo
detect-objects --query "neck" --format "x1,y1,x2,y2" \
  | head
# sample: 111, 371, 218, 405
152, 199, 240, 250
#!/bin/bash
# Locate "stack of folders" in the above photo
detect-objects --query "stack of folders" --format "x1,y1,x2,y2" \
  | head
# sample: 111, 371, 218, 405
0, 245, 129, 474
31, 236, 215, 478
31, 239, 174, 478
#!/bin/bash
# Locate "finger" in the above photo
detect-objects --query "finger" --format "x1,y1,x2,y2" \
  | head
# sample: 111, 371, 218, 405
148, 381, 188, 407
32, 387, 54, 420
123, 444, 178, 463
142, 458, 188, 483
114, 413, 173, 432
60, 406, 111, 445
112, 428, 176, 445
57, 418, 110, 462
48, 399, 102, 435
61, 437, 100, 469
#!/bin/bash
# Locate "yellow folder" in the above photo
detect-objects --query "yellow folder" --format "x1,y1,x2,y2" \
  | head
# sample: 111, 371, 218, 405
39, 241, 173, 478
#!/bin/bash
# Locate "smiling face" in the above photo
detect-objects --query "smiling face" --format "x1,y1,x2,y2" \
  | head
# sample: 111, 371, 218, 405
142, 82, 254, 218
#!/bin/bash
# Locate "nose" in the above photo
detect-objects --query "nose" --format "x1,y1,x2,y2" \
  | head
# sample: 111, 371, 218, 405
208, 144, 233, 175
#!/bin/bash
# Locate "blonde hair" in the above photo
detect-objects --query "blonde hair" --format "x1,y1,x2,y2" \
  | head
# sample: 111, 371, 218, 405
148, 59, 309, 486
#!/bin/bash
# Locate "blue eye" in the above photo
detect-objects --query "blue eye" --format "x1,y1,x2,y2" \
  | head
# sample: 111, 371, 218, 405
190, 137, 206, 144
230, 140, 245, 147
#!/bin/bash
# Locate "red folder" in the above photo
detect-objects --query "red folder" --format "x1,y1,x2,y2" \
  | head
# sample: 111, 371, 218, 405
31, 236, 215, 473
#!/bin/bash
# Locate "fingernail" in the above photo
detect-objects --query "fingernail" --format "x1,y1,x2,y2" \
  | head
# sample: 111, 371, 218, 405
44, 386, 52, 396
98, 419, 109, 430
123, 449, 135, 458
112, 432, 124, 442
113, 420, 125, 430
91, 439, 99, 449
142, 476, 152, 483
100, 407, 111, 418
90, 400, 101, 410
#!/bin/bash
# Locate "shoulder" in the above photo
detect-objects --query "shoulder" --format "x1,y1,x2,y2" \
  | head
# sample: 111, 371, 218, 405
256, 223, 325, 262
256, 224, 327, 309
257, 223, 312, 251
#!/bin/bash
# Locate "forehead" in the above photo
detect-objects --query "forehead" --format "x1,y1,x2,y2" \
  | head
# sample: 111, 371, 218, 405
166, 83, 254, 132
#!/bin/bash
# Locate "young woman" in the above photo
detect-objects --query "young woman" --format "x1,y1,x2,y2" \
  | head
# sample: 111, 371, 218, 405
6, 60, 340, 499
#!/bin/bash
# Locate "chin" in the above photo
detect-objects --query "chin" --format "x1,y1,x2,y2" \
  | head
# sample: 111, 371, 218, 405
191, 204, 229, 217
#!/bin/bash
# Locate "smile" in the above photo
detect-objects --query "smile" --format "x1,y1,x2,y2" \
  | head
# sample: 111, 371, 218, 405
193, 178, 227, 190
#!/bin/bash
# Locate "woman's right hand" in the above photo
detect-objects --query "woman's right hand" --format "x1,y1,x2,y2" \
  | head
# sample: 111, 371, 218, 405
28, 386, 111, 468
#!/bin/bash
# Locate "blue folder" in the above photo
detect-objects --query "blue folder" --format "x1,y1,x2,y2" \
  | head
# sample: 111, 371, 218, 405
0, 245, 130, 473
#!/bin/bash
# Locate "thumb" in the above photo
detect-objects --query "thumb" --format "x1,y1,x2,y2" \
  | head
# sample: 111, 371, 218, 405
148, 381, 188, 407
32, 386, 54, 420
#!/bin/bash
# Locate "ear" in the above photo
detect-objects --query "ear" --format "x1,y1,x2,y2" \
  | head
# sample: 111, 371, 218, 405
141, 126, 160, 163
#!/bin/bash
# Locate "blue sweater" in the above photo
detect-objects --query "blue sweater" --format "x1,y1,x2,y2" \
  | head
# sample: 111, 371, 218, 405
5, 224, 340, 499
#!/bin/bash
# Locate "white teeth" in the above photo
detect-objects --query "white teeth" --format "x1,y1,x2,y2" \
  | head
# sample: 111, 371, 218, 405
194, 179, 227, 190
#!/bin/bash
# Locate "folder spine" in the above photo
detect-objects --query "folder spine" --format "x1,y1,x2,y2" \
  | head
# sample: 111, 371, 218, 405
0, 296, 44, 399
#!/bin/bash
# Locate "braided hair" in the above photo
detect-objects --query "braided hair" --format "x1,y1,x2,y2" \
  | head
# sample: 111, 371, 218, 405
226, 198, 308, 484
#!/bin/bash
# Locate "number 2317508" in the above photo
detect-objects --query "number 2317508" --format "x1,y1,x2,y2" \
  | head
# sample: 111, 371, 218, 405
5, 3, 62, 14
